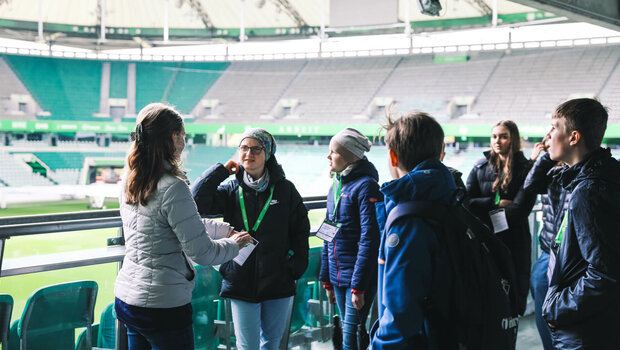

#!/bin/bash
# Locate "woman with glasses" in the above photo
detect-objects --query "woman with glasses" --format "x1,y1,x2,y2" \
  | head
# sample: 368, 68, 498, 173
191, 128, 310, 350
114, 103, 252, 350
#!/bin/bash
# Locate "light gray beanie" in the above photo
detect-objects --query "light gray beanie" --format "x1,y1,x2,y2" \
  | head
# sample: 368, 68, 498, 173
331, 128, 372, 162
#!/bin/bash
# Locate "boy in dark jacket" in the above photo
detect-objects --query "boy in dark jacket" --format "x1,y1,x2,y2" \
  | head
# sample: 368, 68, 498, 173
372, 112, 458, 349
542, 98, 620, 350
523, 138, 568, 350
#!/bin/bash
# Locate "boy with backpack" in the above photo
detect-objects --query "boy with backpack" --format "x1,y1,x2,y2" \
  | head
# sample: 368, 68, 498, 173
372, 112, 519, 349
542, 98, 620, 349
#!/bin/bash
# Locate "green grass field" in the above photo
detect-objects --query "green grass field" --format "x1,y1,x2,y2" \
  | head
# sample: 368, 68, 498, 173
0, 199, 325, 325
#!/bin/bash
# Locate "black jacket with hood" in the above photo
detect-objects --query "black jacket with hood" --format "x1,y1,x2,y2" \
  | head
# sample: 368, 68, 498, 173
191, 157, 310, 302
542, 148, 620, 350
466, 150, 536, 315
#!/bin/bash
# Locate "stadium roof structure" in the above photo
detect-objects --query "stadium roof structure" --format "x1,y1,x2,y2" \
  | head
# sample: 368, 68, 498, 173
0, 0, 555, 50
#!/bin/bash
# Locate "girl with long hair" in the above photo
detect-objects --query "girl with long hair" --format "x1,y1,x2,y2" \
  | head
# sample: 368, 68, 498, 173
114, 103, 251, 350
466, 120, 536, 316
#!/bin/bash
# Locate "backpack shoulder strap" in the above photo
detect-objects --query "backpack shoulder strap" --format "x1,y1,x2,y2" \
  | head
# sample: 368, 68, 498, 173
385, 201, 450, 233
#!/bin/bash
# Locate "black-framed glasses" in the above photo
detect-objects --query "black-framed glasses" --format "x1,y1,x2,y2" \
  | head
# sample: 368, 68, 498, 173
239, 145, 264, 155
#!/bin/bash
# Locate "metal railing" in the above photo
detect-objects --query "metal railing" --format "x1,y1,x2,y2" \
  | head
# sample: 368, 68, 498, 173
0, 195, 543, 349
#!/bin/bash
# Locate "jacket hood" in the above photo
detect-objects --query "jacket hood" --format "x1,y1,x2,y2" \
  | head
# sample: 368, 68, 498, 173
380, 158, 457, 214
556, 148, 620, 191
339, 157, 379, 183
236, 155, 286, 189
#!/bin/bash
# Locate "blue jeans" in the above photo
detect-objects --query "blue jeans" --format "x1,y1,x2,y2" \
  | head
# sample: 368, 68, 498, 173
333, 285, 377, 350
126, 324, 194, 350
530, 251, 553, 350
230, 296, 293, 350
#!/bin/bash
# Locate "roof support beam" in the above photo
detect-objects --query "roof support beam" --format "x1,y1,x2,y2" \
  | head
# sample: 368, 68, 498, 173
270, 0, 306, 27
510, 0, 620, 31
181, 0, 214, 29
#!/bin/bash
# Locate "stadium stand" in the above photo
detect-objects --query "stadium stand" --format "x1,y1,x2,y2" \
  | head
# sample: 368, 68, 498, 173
2, 45, 620, 123
471, 46, 620, 122
0, 57, 37, 120
0, 151, 54, 186
2, 54, 102, 121
280, 57, 401, 121
199, 60, 307, 120
376, 51, 504, 121
599, 53, 620, 121
109, 62, 128, 100
136, 61, 229, 115
164, 62, 230, 115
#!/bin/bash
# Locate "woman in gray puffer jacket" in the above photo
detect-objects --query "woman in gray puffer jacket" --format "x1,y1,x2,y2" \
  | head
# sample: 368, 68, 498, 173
114, 103, 251, 350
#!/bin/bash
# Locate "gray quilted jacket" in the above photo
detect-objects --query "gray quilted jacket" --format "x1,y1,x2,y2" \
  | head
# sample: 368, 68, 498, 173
115, 173, 239, 308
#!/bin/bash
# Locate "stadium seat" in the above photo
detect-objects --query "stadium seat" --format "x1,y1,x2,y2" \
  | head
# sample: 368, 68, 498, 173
286, 246, 329, 348
0, 294, 13, 348
9, 280, 98, 350
191, 265, 226, 350
75, 301, 116, 350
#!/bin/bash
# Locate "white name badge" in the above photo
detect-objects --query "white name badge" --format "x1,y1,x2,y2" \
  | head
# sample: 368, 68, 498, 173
233, 237, 259, 266
316, 219, 341, 242
489, 208, 509, 234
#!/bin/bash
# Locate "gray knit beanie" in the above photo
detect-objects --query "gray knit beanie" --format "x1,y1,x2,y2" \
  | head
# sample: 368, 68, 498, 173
330, 128, 371, 162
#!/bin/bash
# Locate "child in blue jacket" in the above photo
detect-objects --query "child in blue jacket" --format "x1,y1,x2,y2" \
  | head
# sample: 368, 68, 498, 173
372, 112, 458, 349
320, 127, 382, 350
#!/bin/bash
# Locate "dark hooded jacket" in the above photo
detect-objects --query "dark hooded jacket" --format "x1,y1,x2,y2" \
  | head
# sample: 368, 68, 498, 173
319, 157, 382, 292
191, 157, 310, 302
466, 150, 536, 314
523, 152, 570, 254
542, 148, 620, 350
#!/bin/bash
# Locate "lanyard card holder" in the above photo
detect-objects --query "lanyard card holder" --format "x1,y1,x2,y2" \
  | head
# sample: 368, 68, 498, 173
233, 237, 259, 266
316, 219, 341, 242
489, 208, 509, 234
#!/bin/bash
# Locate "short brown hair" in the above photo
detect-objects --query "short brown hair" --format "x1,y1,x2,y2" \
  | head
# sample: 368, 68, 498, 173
553, 98, 608, 151
383, 111, 444, 171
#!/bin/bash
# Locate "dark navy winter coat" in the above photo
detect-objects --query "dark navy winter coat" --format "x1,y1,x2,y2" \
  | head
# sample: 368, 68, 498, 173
319, 157, 382, 292
542, 148, 620, 349
191, 157, 310, 303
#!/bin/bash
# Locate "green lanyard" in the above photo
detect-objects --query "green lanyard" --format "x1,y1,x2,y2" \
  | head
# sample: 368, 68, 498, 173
332, 176, 343, 218
555, 210, 569, 246
494, 191, 500, 206
238, 185, 275, 232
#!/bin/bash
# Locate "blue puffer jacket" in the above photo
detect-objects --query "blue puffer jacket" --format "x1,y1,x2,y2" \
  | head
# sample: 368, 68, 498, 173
372, 158, 457, 350
319, 157, 382, 292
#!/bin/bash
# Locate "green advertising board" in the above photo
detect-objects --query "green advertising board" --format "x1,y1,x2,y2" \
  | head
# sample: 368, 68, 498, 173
2, 119, 620, 139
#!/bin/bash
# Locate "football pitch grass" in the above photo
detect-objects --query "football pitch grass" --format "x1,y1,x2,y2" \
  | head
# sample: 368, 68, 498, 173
0, 199, 324, 324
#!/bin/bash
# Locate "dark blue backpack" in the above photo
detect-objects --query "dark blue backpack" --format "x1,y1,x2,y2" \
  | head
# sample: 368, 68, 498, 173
383, 198, 519, 350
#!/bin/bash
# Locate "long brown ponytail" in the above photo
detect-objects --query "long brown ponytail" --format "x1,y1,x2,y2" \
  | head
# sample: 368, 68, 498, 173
124, 103, 184, 205
489, 120, 521, 193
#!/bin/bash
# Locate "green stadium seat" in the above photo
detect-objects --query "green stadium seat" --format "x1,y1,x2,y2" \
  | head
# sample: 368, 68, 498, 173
191, 265, 226, 350
9, 280, 98, 350
0, 294, 13, 349
75, 301, 116, 350
75, 323, 99, 350
2, 55, 101, 121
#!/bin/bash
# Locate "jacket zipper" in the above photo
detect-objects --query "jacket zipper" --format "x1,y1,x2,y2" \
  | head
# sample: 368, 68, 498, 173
334, 240, 341, 287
